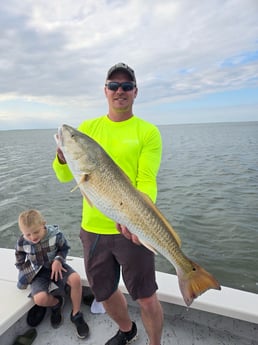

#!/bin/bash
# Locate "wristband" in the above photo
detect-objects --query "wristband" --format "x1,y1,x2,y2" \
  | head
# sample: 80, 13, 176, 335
54, 256, 64, 263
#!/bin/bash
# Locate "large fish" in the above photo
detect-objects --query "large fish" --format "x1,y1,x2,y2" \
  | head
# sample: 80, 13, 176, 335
55, 124, 221, 306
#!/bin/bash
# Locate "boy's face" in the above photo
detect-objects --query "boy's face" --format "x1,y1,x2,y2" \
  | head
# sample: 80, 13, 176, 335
19, 223, 46, 244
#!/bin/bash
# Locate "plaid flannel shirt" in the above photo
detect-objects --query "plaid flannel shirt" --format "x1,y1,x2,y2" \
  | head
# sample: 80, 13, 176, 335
15, 224, 70, 289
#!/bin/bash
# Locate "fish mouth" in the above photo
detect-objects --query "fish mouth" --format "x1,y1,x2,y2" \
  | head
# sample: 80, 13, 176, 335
54, 126, 64, 147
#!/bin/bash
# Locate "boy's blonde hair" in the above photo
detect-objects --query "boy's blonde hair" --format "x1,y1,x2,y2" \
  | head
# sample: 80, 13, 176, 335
18, 209, 45, 228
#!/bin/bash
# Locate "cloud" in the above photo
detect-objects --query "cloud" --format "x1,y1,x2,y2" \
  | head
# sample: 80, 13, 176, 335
0, 0, 258, 129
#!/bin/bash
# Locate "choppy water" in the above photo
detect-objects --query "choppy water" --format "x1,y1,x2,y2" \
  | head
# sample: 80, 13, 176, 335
0, 122, 257, 294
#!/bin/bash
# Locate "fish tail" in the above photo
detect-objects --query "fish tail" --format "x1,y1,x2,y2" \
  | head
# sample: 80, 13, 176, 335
177, 260, 221, 306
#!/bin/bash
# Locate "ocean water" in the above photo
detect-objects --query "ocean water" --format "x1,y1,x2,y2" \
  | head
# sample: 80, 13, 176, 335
0, 122, 257, 294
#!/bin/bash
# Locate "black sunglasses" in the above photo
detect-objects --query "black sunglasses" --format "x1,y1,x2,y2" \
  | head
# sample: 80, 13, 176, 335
105, 81, 135, 92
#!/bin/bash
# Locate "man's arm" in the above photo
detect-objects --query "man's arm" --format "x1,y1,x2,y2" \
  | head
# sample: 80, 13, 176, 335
52, 150, 74, 183
136, 126, 162, 202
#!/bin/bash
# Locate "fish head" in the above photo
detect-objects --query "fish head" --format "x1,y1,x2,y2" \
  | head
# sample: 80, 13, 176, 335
56, 124, 99, 176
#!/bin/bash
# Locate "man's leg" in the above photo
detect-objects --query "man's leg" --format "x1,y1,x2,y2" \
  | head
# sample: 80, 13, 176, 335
138, 293, 163, 345
102, 289, 132, 331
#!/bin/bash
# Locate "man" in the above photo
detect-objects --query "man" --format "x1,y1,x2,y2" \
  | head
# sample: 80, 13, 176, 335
53, 62, 163, 345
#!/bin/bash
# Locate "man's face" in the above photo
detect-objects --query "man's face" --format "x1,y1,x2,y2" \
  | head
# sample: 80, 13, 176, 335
105, 71, 137, 113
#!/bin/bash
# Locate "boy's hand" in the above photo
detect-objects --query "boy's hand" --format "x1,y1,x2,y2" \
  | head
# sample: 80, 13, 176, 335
51, 259, 67, 282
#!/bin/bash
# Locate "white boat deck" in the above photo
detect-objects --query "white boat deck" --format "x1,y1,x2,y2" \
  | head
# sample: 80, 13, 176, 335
3, 294, 258, 345
1, 248, 258, 345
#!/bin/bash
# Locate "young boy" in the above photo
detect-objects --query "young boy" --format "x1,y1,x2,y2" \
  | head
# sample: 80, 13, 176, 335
15, 209, 89, 339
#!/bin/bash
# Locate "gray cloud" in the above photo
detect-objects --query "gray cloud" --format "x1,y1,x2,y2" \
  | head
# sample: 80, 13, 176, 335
0, 0, 257, 129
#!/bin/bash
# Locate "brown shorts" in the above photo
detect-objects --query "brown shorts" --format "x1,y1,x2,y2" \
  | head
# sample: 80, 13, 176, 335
80, 229, 158, 302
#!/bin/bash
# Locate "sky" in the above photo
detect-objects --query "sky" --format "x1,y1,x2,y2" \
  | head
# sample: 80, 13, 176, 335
0, 0, 258, 130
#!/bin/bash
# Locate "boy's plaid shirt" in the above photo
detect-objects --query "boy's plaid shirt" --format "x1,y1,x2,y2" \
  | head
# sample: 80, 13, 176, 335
15, 224, 70, 289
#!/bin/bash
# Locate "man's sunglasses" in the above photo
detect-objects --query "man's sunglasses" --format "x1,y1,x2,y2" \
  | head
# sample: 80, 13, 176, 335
105, 81, 136, 92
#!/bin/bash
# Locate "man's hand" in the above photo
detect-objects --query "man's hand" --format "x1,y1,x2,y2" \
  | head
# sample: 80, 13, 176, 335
116, 224, 141, 245
51, 259, 67, 282
57, 147, 66, 164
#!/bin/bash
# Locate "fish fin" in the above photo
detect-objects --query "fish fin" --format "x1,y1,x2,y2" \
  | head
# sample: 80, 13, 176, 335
70, 174, 93, 207
158, 213, 181, 248
140, 192, 182, 247
70, 184, 79, 192
139, 239, 158, 255
177, 260, 221, 306
70, 174, 89, 192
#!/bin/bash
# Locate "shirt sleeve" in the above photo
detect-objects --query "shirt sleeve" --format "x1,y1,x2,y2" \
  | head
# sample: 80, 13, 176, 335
15, 242, 33, 289
52, 155, 74, 182
55, 231, 71, 260
136, 126, 162, 202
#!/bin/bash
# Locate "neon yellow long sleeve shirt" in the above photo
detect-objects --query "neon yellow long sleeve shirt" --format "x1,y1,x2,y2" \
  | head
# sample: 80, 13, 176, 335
52, 115, 162, 234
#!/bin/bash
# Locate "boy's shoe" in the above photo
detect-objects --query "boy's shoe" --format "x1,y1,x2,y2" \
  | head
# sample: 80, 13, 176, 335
50, 295, 64, 328
105, 322, 138, 345
27, 305, 47, 327
83, 293, 95, 306
71, 311, 89, 338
